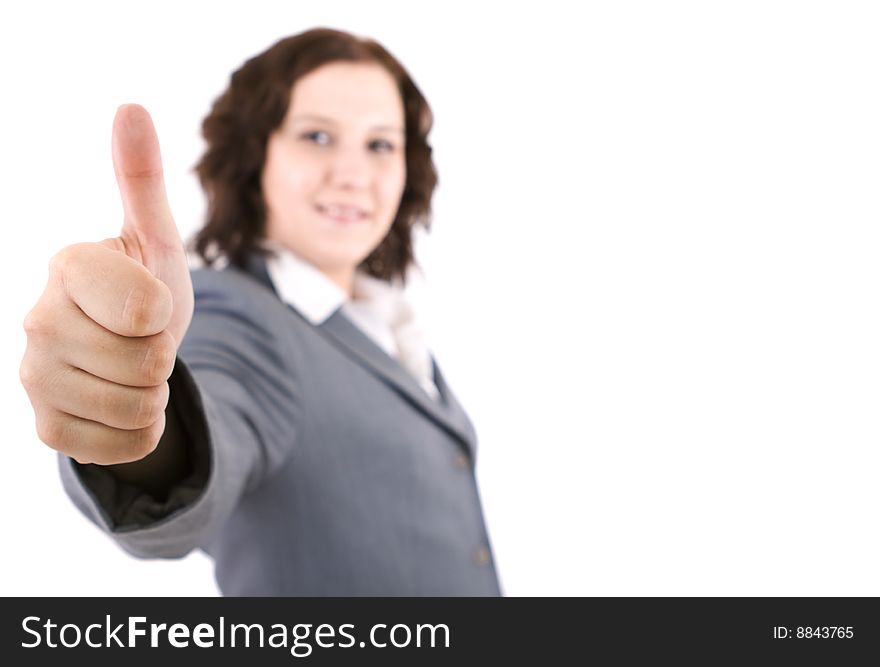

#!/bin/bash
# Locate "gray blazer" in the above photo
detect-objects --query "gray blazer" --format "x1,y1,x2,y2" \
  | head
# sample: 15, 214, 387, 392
59, 254, 501, 596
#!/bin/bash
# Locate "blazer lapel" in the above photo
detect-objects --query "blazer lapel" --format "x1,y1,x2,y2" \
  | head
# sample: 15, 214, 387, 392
431, 359, 479, 455
238, 252, 477, 455
320, 310, 477, 455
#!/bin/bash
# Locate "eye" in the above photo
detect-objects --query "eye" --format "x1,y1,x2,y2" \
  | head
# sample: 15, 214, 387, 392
301, 130, 331, 146
369, 138, 395, 153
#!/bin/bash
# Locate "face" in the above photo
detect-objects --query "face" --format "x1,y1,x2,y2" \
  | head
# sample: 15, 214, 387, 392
261, 61, 407, 294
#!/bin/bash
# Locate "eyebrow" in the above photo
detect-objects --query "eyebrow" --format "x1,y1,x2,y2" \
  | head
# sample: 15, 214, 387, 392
289, 113, 404, 134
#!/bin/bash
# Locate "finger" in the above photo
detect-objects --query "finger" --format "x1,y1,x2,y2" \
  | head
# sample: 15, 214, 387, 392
38, 362, 169, 430
49, 243, 173, 337
29, 285, 176, 386
35, 407, 167, 466
112, 104, 181, 250
69, 326, 177, 388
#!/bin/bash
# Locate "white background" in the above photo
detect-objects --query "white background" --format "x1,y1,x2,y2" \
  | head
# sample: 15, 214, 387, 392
2, 1, 879, 596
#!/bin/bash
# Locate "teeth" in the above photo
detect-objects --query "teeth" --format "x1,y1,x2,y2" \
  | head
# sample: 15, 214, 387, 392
323, 205, 362, 219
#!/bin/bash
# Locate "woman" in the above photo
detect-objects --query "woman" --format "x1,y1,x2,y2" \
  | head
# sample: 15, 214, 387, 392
20, 28, 501, 595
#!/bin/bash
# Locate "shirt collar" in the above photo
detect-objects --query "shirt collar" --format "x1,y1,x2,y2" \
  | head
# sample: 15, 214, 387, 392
261, 240, 347, 324
258, 240, 438, 399
260, 240, 412, 327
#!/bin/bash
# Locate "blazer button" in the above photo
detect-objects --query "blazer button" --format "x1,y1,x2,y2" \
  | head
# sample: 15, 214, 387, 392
473, 545, 491, 566
454, 452, 471, 469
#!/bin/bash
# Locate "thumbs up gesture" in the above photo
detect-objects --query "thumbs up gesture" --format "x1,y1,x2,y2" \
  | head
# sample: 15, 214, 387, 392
20, 105, 194, 466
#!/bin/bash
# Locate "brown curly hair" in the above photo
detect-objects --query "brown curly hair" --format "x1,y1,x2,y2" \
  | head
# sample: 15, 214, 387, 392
190, 28, 438, 283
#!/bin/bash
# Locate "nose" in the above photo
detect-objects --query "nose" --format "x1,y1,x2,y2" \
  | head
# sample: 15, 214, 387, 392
326, 143, 370, 190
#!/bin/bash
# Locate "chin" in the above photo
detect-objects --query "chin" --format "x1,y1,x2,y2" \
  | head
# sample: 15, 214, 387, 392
323, 245, 377, 268
315, 251, 371, 274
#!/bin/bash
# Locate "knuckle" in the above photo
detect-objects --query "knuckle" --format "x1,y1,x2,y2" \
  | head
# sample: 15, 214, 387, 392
22, 307, 52, 340
141, 333, 176, 384
131, 415, 165, 460
19, 357, 56, 403
122, 280, 170, 336
19, 358, 37, 393
122, 286, 152, 334
47, 246, 70, 276
48, 244, 85, 280
131, 383, 168, 429
35, 413, 70, 452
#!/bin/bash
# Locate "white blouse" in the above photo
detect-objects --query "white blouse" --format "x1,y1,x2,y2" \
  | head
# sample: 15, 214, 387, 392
261, 242, 440, 400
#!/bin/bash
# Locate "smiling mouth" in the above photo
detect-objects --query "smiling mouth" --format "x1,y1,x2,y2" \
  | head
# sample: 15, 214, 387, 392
316, 204, 369, 223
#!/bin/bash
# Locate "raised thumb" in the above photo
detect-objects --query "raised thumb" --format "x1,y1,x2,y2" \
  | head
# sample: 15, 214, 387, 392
112, 104, 180, 250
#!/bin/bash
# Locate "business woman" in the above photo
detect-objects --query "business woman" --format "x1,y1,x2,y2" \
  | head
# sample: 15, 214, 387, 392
20, 28, 501, 596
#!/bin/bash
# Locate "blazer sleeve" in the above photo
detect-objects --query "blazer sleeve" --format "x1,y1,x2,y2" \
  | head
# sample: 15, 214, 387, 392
57, 269, 302, 559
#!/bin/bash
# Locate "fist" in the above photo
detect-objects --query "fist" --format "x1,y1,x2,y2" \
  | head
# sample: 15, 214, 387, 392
20, 105, 194, 465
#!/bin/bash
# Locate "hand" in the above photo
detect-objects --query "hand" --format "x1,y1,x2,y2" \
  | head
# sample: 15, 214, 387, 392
20, 105, 194, 465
